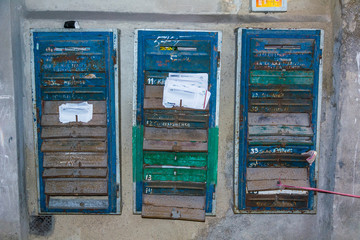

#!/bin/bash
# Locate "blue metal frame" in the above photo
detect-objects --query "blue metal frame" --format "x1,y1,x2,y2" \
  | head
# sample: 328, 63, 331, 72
33, 31, 118, 214
237, 29, 322, 212
135, 30, 219, 214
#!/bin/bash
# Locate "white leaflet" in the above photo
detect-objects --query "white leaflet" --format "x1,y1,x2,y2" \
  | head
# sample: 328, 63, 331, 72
59, 102, 93, 123
162, 73, 210, 110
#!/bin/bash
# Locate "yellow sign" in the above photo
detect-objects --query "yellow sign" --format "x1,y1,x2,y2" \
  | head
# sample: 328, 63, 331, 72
256, 0, 282, 7
160, 46, 174, 51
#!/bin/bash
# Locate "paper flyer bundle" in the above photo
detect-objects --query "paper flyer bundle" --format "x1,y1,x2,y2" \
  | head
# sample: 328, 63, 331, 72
162, 73, 211, 110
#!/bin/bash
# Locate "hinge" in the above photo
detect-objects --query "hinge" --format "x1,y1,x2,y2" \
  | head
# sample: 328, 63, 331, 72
216, 51, 220, 68
116, 184, 120, 198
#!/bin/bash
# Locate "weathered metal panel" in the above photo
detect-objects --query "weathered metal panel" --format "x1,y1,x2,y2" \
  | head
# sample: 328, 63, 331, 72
33, 30, 119, 214
144, 98, 209, 110
234, 29, 322, 213
42, 100, 106, 114
249, 126, 313, 136
43, 153, 108, 168
143, 140, 207, 152
250, 70, 314, 85
48, 196, 109, 209
247, 180, 310, 191
134, 30, 220, 218
246, 194, 308, 208
41, 72, 106, 87
41, 140, 107, 152
144, 167, 207, 182
144, 127, 208, 142
43, 168, 107, 178
44, 178, 108, 195
41, 126, 107, 139
143, 152, 207, 167
248, 113, 310, 126
248, 136, 312, 146
142, 195, 206, 221
247, 168, 308, 180
142, 194, 206, 208
144, 109, 209, 129
41, 113, 107, 126
144, 181, 206, 196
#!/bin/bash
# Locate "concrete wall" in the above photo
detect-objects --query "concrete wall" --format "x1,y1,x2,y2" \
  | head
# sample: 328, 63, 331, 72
3, 0, 360, 239
332, 0, 360, 239
0, 0, 28, 239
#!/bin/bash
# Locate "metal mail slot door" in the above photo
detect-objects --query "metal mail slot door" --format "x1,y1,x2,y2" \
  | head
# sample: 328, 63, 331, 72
133, 30, 221, 221
32, 30, 120, 214
234, 29, 323, 213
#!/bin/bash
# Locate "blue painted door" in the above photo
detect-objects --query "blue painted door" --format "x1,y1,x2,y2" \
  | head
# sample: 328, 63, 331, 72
133, 30, 220, 221
33, 30, 120, 214
235, 29, 322, 212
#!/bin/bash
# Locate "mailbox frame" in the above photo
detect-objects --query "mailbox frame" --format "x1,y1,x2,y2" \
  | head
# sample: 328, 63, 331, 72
31, 29, 121, 214
233, 28, 323, 213
133, 29, 221, 216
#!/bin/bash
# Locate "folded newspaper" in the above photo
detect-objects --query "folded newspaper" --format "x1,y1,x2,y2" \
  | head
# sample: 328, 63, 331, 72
162, 73, 211, 110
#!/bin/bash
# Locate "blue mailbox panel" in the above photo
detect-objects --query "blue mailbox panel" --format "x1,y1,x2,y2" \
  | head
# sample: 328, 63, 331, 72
133, 30, 220, 221
32, 30, 120, 214
234, 29, 322, 213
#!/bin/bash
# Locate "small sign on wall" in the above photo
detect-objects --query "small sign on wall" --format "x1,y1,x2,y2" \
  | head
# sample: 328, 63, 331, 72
251, 0, 287, 12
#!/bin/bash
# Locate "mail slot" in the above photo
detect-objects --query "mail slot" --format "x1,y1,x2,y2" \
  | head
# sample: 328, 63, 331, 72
133, 30, 221, 221
234, 29, 323, 213
32, 30, 120, 214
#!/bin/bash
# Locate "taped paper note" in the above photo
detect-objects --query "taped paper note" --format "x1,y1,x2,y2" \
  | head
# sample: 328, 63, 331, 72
162, 73, 210, 110
59, 102, 93, 123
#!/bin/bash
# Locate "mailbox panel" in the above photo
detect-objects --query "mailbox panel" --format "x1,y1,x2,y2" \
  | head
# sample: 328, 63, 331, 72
234, 29, 322, 213
134, 30, 220, 221
32, 30, 120, 214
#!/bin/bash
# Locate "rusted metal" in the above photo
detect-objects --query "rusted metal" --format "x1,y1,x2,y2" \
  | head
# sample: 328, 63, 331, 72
143, 140, 207, 152
44, 178, 108, 195
144, 127, 208, 142
33, 30, 120, 214
142, 194, 206, 221
43, 153, 108, 168
41, 140, 107, 152
234, 29, 323, 213
43, 168, 107, 178
41, 126, 107, 138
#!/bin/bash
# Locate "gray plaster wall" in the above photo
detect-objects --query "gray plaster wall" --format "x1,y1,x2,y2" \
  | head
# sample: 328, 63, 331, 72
3, 0, 360, 239
332, 0, 360, 239
0, 0, 28, 239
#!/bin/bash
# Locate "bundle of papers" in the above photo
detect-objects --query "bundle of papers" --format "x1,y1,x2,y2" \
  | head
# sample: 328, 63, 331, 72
59, 102, 93, 123
162, 73, 211, 110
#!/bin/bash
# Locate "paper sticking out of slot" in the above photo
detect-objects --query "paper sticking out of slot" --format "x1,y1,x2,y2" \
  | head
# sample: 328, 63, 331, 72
59, 102, 93, 123
162, 73, 210, 110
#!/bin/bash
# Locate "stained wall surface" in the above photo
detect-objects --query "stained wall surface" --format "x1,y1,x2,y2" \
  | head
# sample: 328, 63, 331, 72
332, 1, 360, 239
2, 0, 360, 239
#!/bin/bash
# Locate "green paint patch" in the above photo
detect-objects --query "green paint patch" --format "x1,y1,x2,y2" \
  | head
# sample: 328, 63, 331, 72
250, 70, 314, 85
144, 151, 207, 167
144, 168, 207, 182
132, 125, 144, 182
207, 127, 219, 185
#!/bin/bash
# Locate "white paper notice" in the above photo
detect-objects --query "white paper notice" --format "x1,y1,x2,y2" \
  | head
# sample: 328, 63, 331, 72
59, 102, 93, 123
162, 73, 210, 110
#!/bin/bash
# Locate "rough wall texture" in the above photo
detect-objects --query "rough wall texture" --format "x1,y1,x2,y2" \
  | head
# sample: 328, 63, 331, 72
4, 0, 360, 239
0, 1, 25, 239
332, 1, 360, 239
